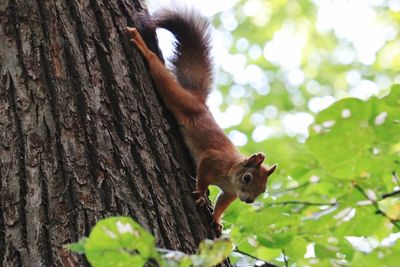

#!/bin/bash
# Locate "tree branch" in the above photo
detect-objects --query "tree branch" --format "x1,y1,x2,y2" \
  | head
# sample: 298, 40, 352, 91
282, 249, 288, 267
382, 189, 400, 199
379, 171, 400, 199
265, 200, 337, 207
233, 248, 279, 267
392, 171, 400, 186
353, 183, 400, 230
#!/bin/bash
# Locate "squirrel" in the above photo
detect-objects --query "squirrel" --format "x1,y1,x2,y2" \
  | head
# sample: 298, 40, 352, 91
126, 6, 277, 233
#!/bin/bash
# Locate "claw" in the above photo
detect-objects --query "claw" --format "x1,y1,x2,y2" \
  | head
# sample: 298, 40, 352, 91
125, 26, 150, 57
192, 190, 207, 207
195, 197, 206, 207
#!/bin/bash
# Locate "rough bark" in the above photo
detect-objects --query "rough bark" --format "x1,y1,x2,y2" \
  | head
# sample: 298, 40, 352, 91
0, 0, 220, 266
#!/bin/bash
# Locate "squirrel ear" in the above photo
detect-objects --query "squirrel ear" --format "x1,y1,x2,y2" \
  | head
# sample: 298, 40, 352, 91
266, 164, 277, 176
244, 153, 265, 167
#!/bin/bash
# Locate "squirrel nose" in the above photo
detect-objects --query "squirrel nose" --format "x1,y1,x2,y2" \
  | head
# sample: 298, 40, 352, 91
245, 198, 254, 203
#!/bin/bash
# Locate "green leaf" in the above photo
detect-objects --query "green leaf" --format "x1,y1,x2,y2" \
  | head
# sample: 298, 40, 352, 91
258, 230, 295, 249
158, 238, 233, 267
84, 217, 157, 267
314, 243, 338, 259
192, 238, 233, 267
378, 198, 400, 220
285, 237, 308, 260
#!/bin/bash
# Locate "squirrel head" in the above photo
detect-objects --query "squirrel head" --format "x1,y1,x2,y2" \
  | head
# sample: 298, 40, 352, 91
231, 153, 277, 203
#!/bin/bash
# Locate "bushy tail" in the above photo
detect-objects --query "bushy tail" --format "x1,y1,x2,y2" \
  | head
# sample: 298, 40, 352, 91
153, 6, 213, 101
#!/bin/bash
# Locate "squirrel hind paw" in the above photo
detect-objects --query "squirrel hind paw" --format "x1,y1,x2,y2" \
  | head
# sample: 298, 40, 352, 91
192, 191, 207, 207
211, 220, 223, 236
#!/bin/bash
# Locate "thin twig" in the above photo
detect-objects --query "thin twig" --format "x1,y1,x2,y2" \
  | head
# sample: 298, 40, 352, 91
380, 171, 400, 199
265, 200, 337, 207
392, 171, 400, 186
282, 249, 288, 267
382, 189, 400, 199
233, 247, 279, 267
353, 183, 400, 230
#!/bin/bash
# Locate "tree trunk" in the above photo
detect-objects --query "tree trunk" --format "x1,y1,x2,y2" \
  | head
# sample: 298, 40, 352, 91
0, 0, 220, 266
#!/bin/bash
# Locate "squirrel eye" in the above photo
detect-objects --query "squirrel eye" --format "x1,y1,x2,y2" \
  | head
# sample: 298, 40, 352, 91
243, 173, 252, 183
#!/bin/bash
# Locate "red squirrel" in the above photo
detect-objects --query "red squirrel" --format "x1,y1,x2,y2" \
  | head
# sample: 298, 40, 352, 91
126, 7, 277, 232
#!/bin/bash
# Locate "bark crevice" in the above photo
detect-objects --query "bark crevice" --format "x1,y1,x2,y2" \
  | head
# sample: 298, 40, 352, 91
6, 72, 28, 250
129, 143, 174, 248
59, 18, 106, 209
39, 44, 79, 241
93, 39, 126, 140
38, 163, 54, 267
89, 0, 112, 53
0, 164, 5, 265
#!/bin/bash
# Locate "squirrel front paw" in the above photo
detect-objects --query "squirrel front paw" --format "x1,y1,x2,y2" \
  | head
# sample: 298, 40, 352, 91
192, 190, 207, 207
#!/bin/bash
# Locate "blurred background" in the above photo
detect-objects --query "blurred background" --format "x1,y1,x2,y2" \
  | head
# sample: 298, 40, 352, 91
146, 1, 400, 266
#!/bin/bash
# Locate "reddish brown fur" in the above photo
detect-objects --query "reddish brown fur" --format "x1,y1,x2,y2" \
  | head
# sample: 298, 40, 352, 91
126, 12, 276, 232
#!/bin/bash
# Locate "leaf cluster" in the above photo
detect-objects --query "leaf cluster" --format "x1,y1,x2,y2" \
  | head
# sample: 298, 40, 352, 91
67, 217, 233, 267
213, 85, 400, 266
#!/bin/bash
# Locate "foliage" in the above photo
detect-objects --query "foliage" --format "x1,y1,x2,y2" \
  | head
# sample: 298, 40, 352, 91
211, 85, 400, 266
67, 217, 233, 267
202, 0, 400, 265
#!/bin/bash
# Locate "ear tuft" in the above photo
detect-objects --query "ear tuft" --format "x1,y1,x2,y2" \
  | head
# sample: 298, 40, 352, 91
266, 164, 277, 176
244, 152, 265, 167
